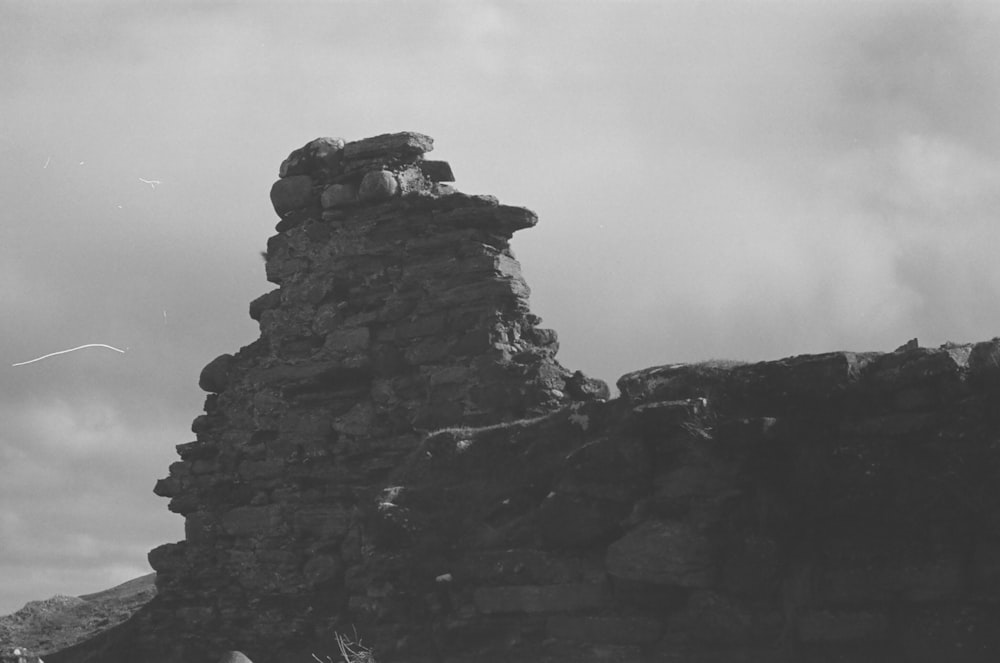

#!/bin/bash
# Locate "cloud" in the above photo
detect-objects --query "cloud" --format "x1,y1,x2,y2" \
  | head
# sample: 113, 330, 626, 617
829, 2, 1000, 150
796, 3, 1000, 348
508, 0, 1000, 383
3, 0, 1000, 615
0, 388, 184, 607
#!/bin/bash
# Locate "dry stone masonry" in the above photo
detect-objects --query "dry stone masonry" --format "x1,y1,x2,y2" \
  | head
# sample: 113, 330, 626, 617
137, 132, 606, 663
347, 342, 1000, 662
48, 134, 1000, 663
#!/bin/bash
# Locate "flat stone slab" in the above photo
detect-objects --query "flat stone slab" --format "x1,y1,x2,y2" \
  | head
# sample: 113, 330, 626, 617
343, 131, 434, 161
419, 160, 455, 182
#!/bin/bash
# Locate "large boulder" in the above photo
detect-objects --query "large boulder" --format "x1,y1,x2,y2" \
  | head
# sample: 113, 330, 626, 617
269, 175, 316, 216
198, 353, 236, 393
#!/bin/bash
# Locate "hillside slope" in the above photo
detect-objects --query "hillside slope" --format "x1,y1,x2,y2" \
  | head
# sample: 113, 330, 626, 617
0, 574, 155, 655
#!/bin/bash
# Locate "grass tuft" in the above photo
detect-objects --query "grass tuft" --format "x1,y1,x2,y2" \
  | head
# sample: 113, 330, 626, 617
312, 629, 375, 663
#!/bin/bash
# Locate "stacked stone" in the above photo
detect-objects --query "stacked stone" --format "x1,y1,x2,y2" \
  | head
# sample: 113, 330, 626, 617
48, 134, 1000, 663
610, 341, 1000, 662
142, 133, 608, 663
340, 340, 1000, 662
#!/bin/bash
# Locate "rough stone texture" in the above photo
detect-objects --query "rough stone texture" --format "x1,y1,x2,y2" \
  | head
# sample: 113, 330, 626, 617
357, 170, 398, 201
606, 520, 714, 587
269, 175, 316, 216
796, 610, 888, 643
473, 583, 607, 614
197, 354, 235, 393
50, 134, 1000, 663
417, 160, 455, 183
320, 183, 356, 208
279, 137, 345, 178
342, 131, 433, 161
75, 132, 606, 663
340, 338, 1000, 663
546, 615, 662, 645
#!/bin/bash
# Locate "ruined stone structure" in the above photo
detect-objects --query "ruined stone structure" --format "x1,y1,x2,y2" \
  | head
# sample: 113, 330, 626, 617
349, 343, 1000, 663
138, 132, 604, 662
49, 134, 1000, 663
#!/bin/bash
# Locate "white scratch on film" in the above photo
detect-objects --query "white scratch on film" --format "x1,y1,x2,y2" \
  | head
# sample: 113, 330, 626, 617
138, 178, 161, 189
43, 156, 51, 169
12, 344, 127, 367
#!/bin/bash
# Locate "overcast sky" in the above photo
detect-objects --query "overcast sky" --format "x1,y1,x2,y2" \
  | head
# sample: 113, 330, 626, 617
3, 0, 1000, 615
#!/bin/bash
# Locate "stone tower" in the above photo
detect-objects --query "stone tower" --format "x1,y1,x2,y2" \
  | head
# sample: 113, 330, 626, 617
144, 132, 607, 662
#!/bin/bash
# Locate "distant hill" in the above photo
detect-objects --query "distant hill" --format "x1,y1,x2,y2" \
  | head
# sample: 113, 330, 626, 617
0, 574, 155, 655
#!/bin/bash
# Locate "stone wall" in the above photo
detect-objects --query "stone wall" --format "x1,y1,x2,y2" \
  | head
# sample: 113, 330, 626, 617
359, 343, 1000, 662
48, 134, 1000, 663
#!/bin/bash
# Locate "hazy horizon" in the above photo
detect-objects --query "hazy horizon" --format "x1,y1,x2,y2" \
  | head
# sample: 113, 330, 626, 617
4, 0, 1000, 615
